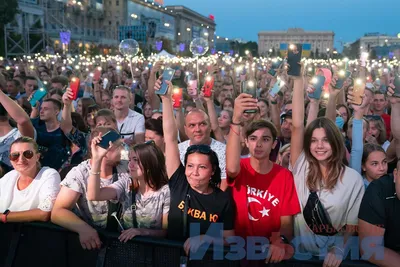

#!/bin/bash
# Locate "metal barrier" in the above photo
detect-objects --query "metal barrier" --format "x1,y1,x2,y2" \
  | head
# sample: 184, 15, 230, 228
0, 222, 376, 267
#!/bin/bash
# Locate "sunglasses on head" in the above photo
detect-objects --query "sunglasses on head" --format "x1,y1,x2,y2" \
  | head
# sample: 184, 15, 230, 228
9, 150, 35, 161
364, 115, 383, 121
187, 144, 212, 155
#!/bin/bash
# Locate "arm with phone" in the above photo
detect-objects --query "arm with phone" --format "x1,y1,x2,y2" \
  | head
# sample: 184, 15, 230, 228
156, 79, 181, 178
202, 89, 225, 143
325, 76, 343, 123
147, 61, 163, 110
289, 72, 306, 167
60, 88, 74, 135
347, 88, 368, 174
175, 107, 189, 142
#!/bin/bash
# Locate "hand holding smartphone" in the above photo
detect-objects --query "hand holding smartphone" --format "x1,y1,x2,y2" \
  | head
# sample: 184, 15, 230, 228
203, 76, 214, 97
287, 44, 303, 76
29, 87, 47, 107
334, 70, 351, 89
308, 76, 326, 100
268, 59, 283, 77
69, 77, 80, 100
97, 130, 121, 149
269, 78, 285, 97
172, 88, 183, 109
352, 79, 366, 105
156, 68, 175, 95
241, 80, 257, 113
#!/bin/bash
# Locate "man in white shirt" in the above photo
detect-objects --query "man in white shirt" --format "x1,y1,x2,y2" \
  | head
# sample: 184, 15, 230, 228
178, 108, 227, 190
113, 86, 145, 144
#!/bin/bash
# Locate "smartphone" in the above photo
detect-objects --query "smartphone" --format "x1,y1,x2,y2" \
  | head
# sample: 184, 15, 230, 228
287, 44, 303, 76
203, 76, 214, 97
352, 79, 366, 105
29, 87, 47, 107
172, 88, 183, 108
241, 80, 257, 113
360, 52, 369, 67
93, 67, 101, 81
268, 59, 282, 76
97, 130, 121, 149
70, 77, 80, 100
308, 76, 326, 100
156, 68, 175, 95
334, 70, 351, 89
394, 75, 400, 97
269, 78, 285, 97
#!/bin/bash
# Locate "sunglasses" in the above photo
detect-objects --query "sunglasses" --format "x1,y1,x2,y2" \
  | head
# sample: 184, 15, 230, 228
9, 150, 35, 161
364, 115, 383, 122
187, 144, 212, 154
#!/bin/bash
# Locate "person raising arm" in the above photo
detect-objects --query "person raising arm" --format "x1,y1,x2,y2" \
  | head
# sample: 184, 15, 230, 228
156, 78, 235, 255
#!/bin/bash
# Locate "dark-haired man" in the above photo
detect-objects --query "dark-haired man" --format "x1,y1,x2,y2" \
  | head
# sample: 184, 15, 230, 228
31, 99, 69, 170
226, 93, 300, 265
21, 76, 38, 98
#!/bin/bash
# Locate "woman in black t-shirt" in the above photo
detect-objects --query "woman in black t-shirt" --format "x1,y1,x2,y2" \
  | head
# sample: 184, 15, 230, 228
156, 79, 235, 255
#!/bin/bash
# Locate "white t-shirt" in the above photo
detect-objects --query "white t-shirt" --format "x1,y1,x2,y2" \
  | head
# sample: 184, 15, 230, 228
110, 180, 170, 229
290, 152, 365, 255
0, 167, 61, 213
178, 138, 227, 179
0, 128, 22, 167
60, 160, 130, 229
117, 109, 145, 139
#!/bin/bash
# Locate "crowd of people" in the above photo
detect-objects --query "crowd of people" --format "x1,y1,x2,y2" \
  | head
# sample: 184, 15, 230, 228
0, 52, 399, 267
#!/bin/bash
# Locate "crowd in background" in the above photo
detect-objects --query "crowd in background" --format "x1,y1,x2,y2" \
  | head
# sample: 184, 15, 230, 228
0, 52, 400, 267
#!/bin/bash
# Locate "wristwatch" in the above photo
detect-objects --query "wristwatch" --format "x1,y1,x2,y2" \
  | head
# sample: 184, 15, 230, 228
1, 210, 10, 223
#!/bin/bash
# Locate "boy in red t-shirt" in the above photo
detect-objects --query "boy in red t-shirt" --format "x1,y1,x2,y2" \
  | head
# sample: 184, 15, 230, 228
226, 94, 301, 264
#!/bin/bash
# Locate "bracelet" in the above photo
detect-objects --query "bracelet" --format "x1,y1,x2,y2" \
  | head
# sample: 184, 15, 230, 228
229, 125, 240, 136
231, 121, 242, 126
270, 101, 277, 105
90, 171, 101, 176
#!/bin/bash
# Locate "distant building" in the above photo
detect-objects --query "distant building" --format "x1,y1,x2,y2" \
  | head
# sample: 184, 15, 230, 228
359, 33, 400, 52
258, 28, 334, 56
166, 5, 216, 50
215, 36, 232, 53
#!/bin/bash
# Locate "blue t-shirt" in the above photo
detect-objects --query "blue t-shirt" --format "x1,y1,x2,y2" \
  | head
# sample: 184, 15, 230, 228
32, 118, 69, 170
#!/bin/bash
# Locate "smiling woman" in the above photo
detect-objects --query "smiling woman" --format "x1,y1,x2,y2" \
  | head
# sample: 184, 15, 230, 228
290, 77, 365, 265
0, 137, 61, 223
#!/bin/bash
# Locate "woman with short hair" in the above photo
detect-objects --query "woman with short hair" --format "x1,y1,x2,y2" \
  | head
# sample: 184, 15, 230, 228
0, 137, 61, 223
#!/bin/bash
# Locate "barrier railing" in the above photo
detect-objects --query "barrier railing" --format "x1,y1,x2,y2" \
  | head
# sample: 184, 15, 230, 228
0, 222, 376, 267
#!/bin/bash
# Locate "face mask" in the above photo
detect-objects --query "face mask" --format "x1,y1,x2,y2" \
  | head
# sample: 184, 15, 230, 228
335, 116, 345, 130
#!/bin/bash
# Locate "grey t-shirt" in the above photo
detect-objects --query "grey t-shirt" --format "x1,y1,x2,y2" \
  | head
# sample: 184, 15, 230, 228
60, 160, 130, 229
290, 152, 365, 255
111, 180, 170, 230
